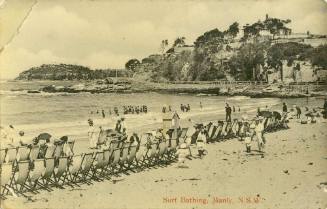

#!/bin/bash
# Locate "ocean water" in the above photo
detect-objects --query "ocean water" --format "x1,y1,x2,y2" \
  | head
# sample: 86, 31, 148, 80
0, 80, 324, 141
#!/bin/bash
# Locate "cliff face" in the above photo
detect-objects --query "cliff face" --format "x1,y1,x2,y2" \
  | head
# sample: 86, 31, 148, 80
15, 64, 130, 80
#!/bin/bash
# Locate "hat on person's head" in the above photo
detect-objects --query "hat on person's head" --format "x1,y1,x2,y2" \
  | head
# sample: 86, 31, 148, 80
32, 137, 39, 144
54, 139, 61, 145
60, 136, 68, 142
19, 131, 24, 136
121, 116, 125, 120
9, 125, 14, 129
88, 119, 93, 124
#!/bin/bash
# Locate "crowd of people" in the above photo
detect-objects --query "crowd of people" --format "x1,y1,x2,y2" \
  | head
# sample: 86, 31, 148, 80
0, 125, 74, 158
281, 101, 326, 123
2, 99, 326, 169
87, 116, 170, 153
123, 105, 148, 115
90, 105, 148, 118
180, 104, 191, 112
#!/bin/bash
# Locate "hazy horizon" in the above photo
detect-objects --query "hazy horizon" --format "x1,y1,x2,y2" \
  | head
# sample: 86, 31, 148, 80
1, 0, 326, 79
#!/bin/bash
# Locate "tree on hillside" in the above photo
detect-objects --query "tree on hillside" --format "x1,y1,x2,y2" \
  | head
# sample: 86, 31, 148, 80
187, 28, 227, 80
225, 22, 239, 38
264, 18, 291, 39
173, 37, 186, 47
194, 28, 224, 48
125, 59, 141, 72
267, 42, 313, 68
243, 16, 291, 39
243, 22, 264, 38
310, 44, 327, 69
153, 50, 192, 81
229, 42, 268, 80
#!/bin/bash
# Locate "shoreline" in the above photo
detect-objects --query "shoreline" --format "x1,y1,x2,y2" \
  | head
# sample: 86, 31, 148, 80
7, 79, 326, 98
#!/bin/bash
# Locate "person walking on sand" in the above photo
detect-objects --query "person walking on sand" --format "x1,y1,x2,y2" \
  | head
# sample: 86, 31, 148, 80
188, 104, 191, 112
225, 103, 232, 122
200, 102, 203, 109
115, 119, 122, 133
102, 109, 105, 118
196, 128, 207, 158
244, 129, 252, 153
296, 106, 302, 119
101, 110, 106, 118
121, 117, 127, 132
255, 117, 265, 156
88, 119, 98, 149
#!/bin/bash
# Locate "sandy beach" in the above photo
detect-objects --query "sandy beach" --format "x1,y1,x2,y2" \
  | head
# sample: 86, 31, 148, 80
1, 118, 326, 209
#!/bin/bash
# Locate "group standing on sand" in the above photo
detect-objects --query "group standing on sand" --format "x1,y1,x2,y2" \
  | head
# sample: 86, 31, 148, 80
3, 99, 326, 170
180, 104, 191, 112
90, 105, 148, 118
92, 99, 326, 156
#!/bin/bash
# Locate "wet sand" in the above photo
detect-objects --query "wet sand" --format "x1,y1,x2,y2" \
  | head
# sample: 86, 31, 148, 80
2, 119, 326, 209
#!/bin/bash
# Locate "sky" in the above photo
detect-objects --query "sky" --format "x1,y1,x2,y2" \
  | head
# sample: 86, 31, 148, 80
0, 0, 326, 79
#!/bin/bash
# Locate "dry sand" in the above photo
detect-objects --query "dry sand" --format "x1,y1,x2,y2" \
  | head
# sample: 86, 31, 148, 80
1, 120, 326, 209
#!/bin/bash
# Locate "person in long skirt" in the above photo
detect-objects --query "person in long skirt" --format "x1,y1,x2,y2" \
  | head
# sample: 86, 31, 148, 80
196, 128, 207, 158
255, 117, 265, 156
88, 119, 99, 149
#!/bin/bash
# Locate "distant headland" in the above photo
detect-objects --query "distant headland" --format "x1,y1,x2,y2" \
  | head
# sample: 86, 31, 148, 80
14, 14, 327, 97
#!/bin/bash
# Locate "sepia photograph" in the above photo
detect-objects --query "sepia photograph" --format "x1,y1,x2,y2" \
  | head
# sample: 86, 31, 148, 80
0, 0, 326, 208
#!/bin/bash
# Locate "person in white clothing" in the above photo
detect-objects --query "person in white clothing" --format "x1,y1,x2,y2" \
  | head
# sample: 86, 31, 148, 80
88, 119, 99, 149
255, 116, 265, 154
196, 128, 207, 158
121, 117, 126, 131
18, 131, 33, 146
